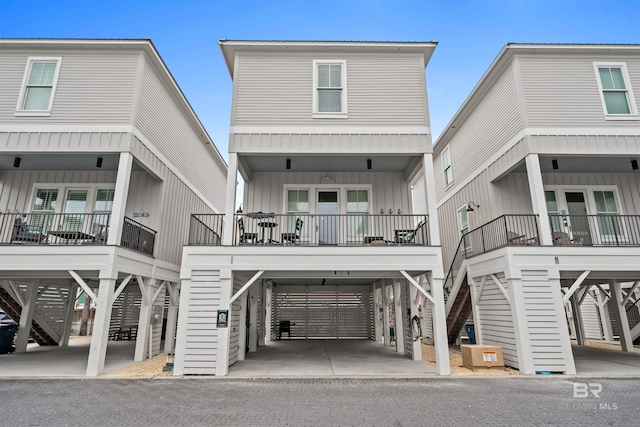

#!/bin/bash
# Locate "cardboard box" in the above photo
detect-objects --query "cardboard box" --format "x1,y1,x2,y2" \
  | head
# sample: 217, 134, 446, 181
460, 344, 505, 369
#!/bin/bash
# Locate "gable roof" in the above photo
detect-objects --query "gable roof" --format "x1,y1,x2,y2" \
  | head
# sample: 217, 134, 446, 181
218, 40, 438, 78
433, 43, 640, 154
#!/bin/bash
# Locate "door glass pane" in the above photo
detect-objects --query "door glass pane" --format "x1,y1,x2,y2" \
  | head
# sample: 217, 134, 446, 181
64, 190, 87, 231
545, 190, 558, 213
287, 190, 309, 212
33, 189, 58, 211
94, 189, 115, 212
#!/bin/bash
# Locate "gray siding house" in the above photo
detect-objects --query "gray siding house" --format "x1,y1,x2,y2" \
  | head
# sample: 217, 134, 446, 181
174, 40, 450, 376
434, 44, 640, 374
0, 39, 226, 376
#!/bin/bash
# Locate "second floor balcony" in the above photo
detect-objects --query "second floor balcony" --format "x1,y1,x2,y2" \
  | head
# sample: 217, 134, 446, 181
188, 213, 430, 247
0, 212, 156, 256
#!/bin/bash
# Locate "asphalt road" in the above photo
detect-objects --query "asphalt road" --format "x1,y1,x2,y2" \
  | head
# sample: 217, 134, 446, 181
0, 377, 638, 426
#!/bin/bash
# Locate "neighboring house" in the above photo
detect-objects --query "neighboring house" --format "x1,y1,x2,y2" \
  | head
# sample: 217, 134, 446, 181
0, 39, 226, 376
433, 43, 640, 374
174, 40, 450, 376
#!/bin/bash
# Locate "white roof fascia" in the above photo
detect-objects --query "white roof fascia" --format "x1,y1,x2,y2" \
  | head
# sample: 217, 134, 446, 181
218, 40, 438, 78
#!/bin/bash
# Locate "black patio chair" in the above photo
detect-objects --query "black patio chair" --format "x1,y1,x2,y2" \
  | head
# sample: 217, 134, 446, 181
277, 320, 291, 340
237, 217, 258, 244
281, 218, 303, 245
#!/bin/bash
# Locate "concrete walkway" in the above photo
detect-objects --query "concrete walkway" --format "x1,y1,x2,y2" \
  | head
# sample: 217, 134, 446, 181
227, 339, 436, 377
573, 344, 640, 376
0, 337, 136, 377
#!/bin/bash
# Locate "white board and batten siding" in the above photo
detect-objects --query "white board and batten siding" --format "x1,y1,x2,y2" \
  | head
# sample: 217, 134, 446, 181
180, 271, 222, 375
135, 58, 226, 209
434, 63, 524, 201
474, 273, 519, 369
228, 278, 242, 366
245, 171, 414, 215
0, 49, 138, 124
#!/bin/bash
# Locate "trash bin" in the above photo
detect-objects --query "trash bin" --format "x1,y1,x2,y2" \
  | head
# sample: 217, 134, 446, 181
0, 324, 18, 354
464, 325, 476, 345
389, 326, 395, 342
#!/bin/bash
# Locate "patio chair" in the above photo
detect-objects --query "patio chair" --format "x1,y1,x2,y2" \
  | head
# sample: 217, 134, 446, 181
393, 219, 427, 245
552, 231, 583, 246
277, 320, 291, 340
281, 218, 303, 245
10, 216, 46, 243
237, 217, 258, 244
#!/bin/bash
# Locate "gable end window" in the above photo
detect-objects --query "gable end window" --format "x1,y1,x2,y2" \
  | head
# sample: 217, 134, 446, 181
594, 63, 638, 119
442, 146, 452, 187
313, 60, 347, 118
16, 57, 62, 116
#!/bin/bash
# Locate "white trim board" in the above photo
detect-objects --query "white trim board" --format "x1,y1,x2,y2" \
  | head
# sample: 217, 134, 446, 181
230, 125, 431, 134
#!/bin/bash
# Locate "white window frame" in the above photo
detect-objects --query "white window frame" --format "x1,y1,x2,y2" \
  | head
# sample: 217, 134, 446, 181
544, 184, 625, 243
593, 62, 639, 120
442, 145, 453, 187
312, 59, 348, 119
29, 183, 116, 215
15, 57, 62, 117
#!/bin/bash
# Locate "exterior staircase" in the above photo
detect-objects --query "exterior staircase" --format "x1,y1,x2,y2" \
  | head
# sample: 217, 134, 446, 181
0, 286, 57, 346
446, 274, 472, 344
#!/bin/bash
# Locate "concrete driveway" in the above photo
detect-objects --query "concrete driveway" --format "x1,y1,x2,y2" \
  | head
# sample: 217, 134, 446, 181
227, 339, 437, 377
0, 337, 136, 377
573, 345, 640, 376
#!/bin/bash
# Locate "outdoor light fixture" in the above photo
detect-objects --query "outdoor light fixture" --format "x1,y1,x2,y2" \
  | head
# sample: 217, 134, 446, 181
13, 157, 21, 168
380, 208, 385, 214
96, 157, 103, 168
286, 158, 291, 170
632, 160, 638, 170
466, 202, 480, 214
367, 158, 372, 170
552, 159, 559, 170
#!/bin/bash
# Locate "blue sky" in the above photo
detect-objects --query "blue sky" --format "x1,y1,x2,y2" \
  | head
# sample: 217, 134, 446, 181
2, 0, 640, 159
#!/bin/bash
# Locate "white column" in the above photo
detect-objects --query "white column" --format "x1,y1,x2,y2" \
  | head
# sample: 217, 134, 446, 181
164, 283, 179, 354
263, 282, 272, 344
107, 152, 133, 246
393, 280, 405, 354
238, 291, 248, 361
248, 285, 259, 352
15, 281, 39, 353
596, 289, 614, 341
222, 153, 238, 246
430, 275, 451, 375
173, 278, 191, 376
373, 284, 381, 343
408, 282, 422, 361
422, 154, 440, 246
60, 283, 78, 346
570, 292, 586, 346
87, 277, 115, 376
134, 277, 153, 362
382, 282, 391, 346
525, 154, 552, 245
609, 280, 633, 352
468, 275, 483, 344
216, 269, 233, 376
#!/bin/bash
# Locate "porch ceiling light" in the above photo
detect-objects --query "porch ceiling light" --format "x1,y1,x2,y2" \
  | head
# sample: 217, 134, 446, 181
286, 158, 291, 170
552, 159, 559, 170
367, 158, 372, 170
466, 202, 479, 214
632, 159, 638, 170
96, 157, 103, 168
13, 157, 21, 168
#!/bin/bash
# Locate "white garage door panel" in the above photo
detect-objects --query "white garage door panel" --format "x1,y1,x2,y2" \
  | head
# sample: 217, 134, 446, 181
273, 285, 372, 339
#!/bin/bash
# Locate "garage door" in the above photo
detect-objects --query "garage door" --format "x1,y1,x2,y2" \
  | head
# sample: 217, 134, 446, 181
272, 285, 373, 339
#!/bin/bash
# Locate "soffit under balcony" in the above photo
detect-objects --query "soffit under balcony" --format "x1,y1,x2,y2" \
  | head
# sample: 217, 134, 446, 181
241, 154, 417, 174
511, 155, 640, 174
0, 154, 145, 172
